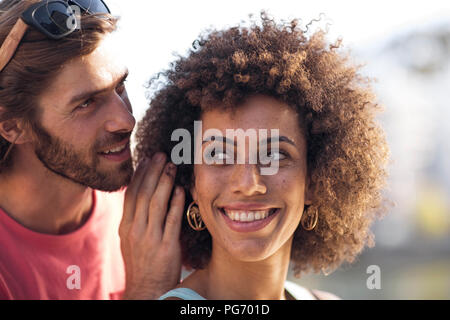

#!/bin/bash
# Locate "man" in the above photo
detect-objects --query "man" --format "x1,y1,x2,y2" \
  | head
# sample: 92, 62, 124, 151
0, 0, 183, 299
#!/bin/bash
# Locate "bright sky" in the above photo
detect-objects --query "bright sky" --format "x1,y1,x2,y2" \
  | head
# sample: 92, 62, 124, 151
105, 0, 450, 121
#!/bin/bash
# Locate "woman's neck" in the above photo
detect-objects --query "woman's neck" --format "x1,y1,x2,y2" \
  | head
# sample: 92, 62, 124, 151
184, 237, 293, 300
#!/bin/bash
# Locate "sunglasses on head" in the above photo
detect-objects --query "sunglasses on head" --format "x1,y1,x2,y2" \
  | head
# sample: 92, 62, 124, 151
0, 0, 111, 72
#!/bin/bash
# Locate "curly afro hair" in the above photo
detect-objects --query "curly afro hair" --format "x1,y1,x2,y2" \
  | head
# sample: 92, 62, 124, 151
134, 12, 389, 277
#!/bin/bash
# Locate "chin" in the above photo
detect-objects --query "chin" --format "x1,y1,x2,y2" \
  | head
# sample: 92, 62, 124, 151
85, 169, 132, 192
223, 238, 277, 262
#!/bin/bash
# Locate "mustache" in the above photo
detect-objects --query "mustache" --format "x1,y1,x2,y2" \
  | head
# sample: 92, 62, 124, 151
95, 132, 131, 151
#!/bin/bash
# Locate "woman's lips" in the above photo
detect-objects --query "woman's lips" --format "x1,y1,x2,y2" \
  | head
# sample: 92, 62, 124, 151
219, 207, 280, 233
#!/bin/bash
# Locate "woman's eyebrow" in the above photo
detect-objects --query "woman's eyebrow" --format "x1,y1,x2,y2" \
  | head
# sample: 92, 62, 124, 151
202, 135, 296, 146
202, 135, 235, 145
259, 136, 296, 147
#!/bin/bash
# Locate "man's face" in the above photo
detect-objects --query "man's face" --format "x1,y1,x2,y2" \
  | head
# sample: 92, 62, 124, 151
32, 35, 135, 191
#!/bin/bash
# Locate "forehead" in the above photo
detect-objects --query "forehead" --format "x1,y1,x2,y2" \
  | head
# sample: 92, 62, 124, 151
38, 34, 127, 108
201, 95, 302, 134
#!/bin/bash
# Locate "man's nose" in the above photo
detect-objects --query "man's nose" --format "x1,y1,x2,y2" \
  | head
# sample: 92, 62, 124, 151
103, 92, 135, 133
230, 164, 267, 196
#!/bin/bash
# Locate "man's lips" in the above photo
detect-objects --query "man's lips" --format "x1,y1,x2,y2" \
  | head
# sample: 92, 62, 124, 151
98, 138, 130, 154
98, 138, 131, 163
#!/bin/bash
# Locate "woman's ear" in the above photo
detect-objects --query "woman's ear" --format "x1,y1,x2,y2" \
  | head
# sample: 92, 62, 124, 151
190, 184, 198, 202
304, 173, 314, 206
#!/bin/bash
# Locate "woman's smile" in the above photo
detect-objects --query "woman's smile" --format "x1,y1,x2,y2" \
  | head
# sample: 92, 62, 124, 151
219, 206, 281, 233
216, 200, 282, 233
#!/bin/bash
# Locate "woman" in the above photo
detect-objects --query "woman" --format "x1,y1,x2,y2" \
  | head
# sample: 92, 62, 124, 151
135, 13, 389, 300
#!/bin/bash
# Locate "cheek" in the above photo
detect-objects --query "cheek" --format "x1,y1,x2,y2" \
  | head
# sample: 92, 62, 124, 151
192, 168, 225, 232
192, 165, 222, 205
275, 167, 307, 209
278, 162, 306, 187
65, 120, 101, 151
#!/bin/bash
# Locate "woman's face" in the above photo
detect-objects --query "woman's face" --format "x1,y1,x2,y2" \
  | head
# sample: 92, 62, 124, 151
191, 95, 312, 262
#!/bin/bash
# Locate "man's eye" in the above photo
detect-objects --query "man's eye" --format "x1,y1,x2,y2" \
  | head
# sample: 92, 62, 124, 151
116, 80, 127, 94
77, 98, 94, 110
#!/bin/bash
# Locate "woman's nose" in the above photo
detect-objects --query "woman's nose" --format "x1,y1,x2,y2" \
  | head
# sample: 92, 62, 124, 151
230, 164, 267, 196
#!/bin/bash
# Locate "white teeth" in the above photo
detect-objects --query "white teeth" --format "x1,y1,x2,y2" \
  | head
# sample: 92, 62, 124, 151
224, 209, 274, 222
104, 144, 127, 154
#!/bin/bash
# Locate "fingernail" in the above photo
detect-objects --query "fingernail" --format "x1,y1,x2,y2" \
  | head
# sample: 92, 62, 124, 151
165, 162, 176, 177
137, 157, 148, 168
154, 152, 165, 162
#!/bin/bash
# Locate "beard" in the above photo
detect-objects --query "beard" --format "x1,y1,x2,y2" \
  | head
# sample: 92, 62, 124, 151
31, 121, 133, 192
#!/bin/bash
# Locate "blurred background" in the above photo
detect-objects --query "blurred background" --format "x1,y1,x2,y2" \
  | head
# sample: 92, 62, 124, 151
109, 0, 450, 299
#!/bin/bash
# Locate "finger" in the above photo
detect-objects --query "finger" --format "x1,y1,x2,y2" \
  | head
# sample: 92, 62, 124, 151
147, 162, 177, 236
121, 157, 150, 227
132, 152, 168, 229
162, 186, 185, 244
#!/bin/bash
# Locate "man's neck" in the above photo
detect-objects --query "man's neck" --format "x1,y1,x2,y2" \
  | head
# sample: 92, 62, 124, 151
0, 153, 94, 235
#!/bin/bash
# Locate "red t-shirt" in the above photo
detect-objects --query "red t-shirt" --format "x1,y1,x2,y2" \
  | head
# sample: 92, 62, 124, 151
0, 189, 125, 300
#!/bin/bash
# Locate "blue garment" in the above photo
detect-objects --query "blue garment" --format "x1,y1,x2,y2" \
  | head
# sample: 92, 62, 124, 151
158, 287, 206, 300
158, 280, 317, 300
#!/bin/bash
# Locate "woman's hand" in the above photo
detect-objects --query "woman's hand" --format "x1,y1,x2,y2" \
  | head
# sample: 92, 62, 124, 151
119, 152, 185, 300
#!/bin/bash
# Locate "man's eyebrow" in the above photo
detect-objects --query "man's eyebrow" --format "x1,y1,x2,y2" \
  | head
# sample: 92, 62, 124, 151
67, 70, 129, 106
202, 135, 296, 146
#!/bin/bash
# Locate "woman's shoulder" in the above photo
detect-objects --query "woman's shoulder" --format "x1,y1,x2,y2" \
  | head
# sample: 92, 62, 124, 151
284, 280, 341, 300
159, 281, 340, 300
158, 287, 206, 300
310, 289, 341, 300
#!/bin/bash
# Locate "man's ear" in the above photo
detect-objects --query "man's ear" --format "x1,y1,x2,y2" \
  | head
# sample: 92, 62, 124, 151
0, 111, 31, 145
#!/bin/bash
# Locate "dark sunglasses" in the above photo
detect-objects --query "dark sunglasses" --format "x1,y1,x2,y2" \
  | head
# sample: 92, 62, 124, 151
0, 0, 111, 72
22, 0, 110, 39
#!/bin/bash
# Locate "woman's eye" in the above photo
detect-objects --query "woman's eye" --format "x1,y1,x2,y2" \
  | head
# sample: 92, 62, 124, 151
214, 152, 229, 160
204, 147, 232, 164
211, 150, 230, 161
268, 151, 286, 161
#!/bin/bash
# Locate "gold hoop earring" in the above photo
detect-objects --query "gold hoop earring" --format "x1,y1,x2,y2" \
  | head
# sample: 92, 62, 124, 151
301, 206, 318, 231
186, 201, 206, 231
